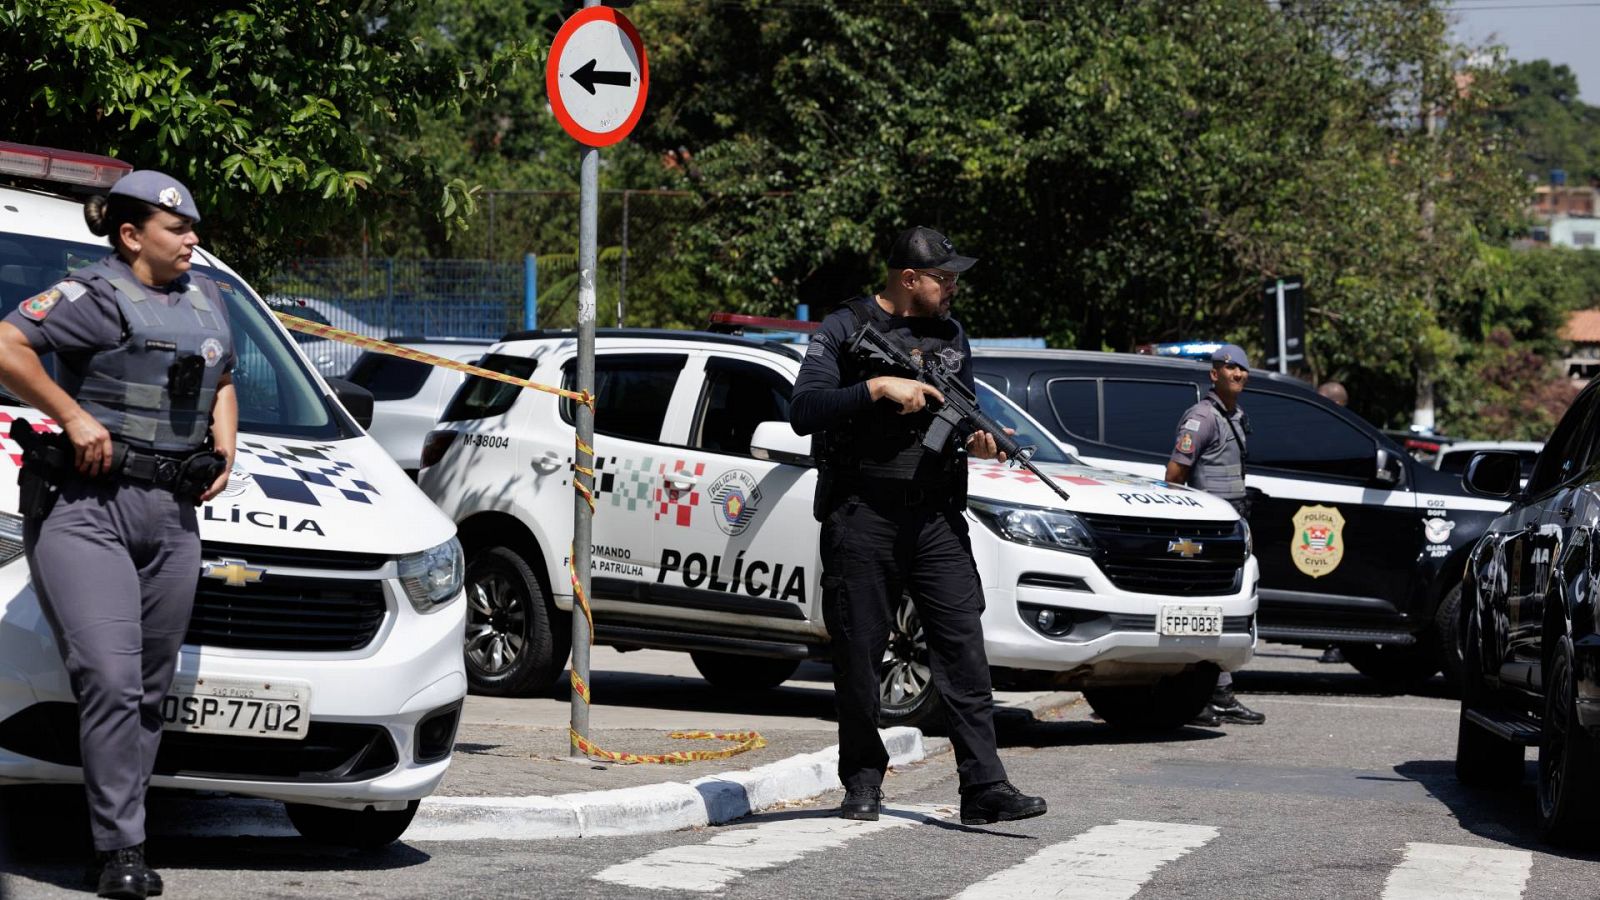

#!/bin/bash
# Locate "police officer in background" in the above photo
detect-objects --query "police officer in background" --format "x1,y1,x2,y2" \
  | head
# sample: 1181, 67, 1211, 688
1165, 344, 1266, 727
0, 171, 235, 899
791, 226, 1046, 826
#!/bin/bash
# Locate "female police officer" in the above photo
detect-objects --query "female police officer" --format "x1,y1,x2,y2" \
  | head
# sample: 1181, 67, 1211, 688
0, 171, 236, 899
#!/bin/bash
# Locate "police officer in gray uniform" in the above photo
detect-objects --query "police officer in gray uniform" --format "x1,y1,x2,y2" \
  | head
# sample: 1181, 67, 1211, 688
0, 171, 237, 899
1165, 344, 1265, 727
792, 226, 1046, 827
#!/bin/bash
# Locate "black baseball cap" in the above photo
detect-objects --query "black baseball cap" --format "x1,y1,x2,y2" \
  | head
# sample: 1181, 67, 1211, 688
886, 226, 977, 273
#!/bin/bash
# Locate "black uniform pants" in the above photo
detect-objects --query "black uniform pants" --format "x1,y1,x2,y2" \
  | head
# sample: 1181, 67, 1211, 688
820, 492, 1007, 792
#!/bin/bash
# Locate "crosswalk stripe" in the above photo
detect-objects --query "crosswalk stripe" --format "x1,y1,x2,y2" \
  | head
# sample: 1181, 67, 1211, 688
1381, 842, 1533, 900
592, 803, 955, 892
951, 820, 1219, 900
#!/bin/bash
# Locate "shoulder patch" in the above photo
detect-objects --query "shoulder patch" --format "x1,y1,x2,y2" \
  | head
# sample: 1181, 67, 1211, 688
1183, 417, 1201, 432
1177, 432, 1195, 454
19, 286, 65, 321
58, 281, 88, 303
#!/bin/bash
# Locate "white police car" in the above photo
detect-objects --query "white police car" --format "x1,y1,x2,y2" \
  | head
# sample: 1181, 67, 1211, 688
0, 144, 466, 848
420, 328, 1260, 729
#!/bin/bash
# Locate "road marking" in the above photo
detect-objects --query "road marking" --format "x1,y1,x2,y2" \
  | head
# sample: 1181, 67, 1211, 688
593, 803, 954, 892
1381, 842, 1532, 900
1248, 697, 1456, 713
951, 820, 1219, 900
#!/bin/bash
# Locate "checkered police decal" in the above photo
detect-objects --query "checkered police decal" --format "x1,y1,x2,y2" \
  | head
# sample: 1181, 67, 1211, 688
233, 440, 381, 506
0, 411, 59, 466
563, 454, 658, 512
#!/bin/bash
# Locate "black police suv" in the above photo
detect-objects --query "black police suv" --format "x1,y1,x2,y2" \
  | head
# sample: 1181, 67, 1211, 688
972, 349, 1509, 689
1454, 382, 1600, 844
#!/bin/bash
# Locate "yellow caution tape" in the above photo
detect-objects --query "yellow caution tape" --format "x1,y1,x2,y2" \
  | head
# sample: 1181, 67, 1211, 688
272, 312, 593, 407
274, 311, 766, 765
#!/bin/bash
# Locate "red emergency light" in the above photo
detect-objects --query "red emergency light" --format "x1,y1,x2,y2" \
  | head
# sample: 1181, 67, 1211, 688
706, 312, 820, 334
0, 142, 133, 189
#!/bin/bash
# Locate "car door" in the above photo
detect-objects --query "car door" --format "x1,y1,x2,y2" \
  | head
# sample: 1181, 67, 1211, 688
1505, 392, 1597, 685
1239, 389, 1420, 621
559, 351, 692, 595
654, 353, 821, 628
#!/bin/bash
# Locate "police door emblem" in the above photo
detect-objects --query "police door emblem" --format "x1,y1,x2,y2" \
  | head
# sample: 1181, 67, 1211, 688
1291, 504, 1345, 579
708, 469, 762, 536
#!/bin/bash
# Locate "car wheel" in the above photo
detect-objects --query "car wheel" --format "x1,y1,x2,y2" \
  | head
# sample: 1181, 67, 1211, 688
463, 545, 569, 696
1085, 664, 1218, 731
1434, 583, 1466, 690
1536, 637, 1600, 845
1337, 640, 1441, 691
691, 651, 801, 690
879, 591, 945, 730
284, 800, 419, 850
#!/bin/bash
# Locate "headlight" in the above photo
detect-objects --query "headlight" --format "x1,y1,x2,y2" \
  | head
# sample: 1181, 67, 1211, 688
0, 512, 21, 567
1241, 518, 1252, 559
969, 499, 1095, 554
398, 537, 465, 612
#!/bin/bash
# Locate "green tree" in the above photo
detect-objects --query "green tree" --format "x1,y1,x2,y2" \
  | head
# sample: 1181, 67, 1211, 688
0, 0, 517, 275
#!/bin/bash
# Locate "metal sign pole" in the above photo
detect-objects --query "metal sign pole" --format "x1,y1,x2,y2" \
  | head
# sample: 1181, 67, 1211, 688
1275, 278, 1288, 375
570, 143, 597, 757
569, 61, 600, 757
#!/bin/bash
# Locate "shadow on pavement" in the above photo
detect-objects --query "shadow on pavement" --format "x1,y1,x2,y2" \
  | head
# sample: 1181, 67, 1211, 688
995, 716, 1224, 750
1393, 759, 1600, 860
1232, 665, 1456, 702
0, 785, 430, 893
553, 669, 840, 722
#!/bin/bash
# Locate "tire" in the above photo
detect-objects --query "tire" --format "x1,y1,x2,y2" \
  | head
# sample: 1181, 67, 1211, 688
463, 545, 569, 696
878, 590, 945, 730
691, 651, 801, 691
1337, 640, 1441, 691
284, 800, 420, 849
1536, 638, 1600, 845
1435, 583, 1466, 691
1085, 664, 1219, 731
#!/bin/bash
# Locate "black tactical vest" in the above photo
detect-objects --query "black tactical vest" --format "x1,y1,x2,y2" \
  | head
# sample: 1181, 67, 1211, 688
61, 259, 232, 453
820, 297, 968, 481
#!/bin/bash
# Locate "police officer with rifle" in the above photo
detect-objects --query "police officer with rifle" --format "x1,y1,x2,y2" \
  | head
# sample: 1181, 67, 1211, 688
0, 170, 234, 899
792, 226, 1047, 826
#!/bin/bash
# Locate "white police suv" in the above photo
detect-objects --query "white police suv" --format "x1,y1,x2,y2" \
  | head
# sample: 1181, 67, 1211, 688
0, 144, 466, 848
420, 328, 1260, 729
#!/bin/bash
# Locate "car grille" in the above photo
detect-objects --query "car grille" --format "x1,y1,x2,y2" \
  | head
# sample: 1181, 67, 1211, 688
1078, 513, 1246, 597
188, 574, 388, 652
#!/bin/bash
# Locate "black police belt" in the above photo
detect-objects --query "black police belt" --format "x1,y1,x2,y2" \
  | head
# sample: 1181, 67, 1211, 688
112, 443, 225, 498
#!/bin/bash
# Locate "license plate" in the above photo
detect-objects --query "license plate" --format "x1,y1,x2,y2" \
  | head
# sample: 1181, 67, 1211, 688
160, 677, 310, 741
1158, 605, 1223, 637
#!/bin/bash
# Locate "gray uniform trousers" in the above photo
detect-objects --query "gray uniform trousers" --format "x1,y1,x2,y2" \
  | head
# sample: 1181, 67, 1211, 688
24, 478, 200, 851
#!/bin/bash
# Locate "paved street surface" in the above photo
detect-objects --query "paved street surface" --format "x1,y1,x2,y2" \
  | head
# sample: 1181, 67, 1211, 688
4, 643, 1598, 899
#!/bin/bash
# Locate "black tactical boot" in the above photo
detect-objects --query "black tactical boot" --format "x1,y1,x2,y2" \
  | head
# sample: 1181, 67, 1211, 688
88, 845, 150, 900
1211, 687, 1266, 725
1190, 704, 1222, 727
839, 786, 882, 821
1318, 646, 1345, 664
960, 781, 1047, 825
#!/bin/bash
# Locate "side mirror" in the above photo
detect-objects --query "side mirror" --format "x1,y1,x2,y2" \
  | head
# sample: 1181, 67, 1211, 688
326, 377, 374, 430
1375, 447, 1403, 486
750, 421, 814, 467
1463, 450, 1522, 499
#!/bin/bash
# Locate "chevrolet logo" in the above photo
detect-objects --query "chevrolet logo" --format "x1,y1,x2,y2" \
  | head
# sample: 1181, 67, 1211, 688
202, 558, 266, 587
1167, 539, 1203, 559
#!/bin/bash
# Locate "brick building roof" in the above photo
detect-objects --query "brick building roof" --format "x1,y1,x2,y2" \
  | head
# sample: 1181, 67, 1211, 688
1561, 309, 1600, 344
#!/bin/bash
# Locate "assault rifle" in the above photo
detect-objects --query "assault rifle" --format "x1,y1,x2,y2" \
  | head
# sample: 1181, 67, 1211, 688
846, 322, 1072, 506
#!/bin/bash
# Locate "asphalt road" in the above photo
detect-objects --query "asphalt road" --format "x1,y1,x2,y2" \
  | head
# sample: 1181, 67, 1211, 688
4, 644, 1598, 899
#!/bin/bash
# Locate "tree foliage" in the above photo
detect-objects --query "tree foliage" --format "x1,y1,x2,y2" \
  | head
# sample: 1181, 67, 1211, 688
0, 0, 524, 275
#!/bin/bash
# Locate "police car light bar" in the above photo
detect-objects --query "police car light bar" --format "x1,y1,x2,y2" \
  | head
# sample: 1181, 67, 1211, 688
0, 142, 133, 189
706, 312, 820, 334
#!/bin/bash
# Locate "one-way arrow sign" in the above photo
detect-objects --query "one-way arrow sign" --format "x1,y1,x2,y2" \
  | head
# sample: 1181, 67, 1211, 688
546, 7, 649, 147
571, 59, 632, 95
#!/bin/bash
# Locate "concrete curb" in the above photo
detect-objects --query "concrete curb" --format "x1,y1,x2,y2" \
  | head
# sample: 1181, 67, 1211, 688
408, 725, 925, 841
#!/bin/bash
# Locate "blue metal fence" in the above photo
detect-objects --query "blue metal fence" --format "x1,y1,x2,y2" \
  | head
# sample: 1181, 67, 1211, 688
262, 258, 527, 376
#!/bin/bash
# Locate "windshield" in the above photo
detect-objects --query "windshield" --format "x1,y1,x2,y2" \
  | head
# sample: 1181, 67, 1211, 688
975, 381, 1074, 465
0, 233, 354, 440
